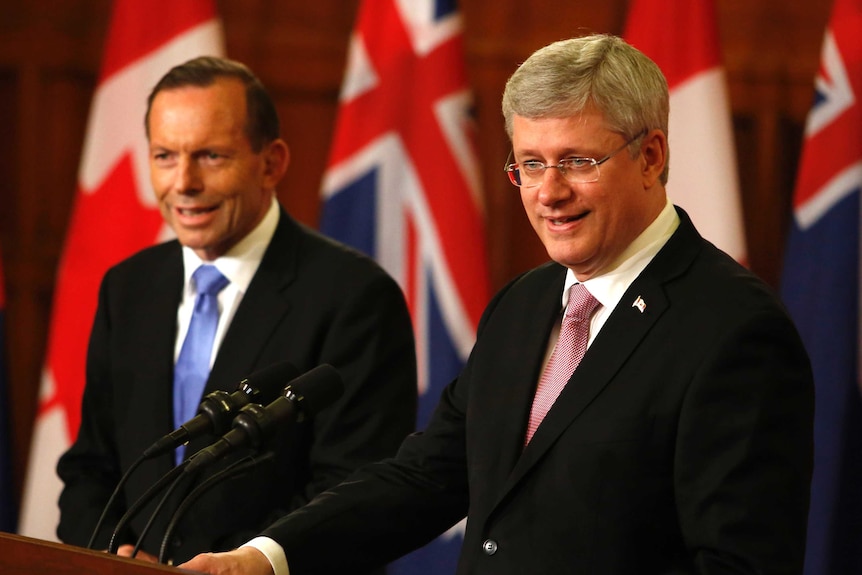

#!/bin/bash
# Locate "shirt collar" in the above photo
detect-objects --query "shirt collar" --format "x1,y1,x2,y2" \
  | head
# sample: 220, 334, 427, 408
562, 198, 679, 311
181, 194, 280, 294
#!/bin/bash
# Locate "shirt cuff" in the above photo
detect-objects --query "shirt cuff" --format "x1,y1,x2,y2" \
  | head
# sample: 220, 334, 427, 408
242, 536, 290, 575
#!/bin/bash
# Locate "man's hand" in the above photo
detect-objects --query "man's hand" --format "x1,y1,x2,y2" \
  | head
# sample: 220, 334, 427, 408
116, 544, 159, 563
179, 547, 275, 575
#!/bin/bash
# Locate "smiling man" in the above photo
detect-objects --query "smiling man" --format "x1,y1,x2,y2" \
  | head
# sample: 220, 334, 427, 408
148, 75, 281, 262
183, 35, 814, 575
55, 57, 417, 568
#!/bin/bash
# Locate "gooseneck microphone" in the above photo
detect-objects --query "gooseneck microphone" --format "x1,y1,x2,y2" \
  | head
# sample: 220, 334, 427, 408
158, 451, 276, 563
103, 364, 344, 558
184, 364, 344, 474
106, 461, 189, 554
126, 365, 343, 561
87, 360, 298, 551
142, 360, 299, 458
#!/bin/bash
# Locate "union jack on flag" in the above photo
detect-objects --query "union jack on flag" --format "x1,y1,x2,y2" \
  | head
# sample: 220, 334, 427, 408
780, 0, 862, 573
320, 0, 490, 572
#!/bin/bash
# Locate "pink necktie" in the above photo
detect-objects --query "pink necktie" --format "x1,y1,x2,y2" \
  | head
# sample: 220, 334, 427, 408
525, 284, 600, 445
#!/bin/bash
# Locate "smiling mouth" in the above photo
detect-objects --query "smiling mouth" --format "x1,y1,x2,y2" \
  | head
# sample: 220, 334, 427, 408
177, 205, 217, 216
548, 212, 588, 226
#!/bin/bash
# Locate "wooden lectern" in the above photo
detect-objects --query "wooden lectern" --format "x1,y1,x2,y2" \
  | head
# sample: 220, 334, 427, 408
0, 531, 186, 574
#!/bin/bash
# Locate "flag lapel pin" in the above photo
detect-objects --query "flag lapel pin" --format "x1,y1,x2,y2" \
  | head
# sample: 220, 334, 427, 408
632, 296, 646, 313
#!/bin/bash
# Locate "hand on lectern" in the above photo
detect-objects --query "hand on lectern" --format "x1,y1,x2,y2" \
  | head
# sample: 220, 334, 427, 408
179, 546, 274, 575
116, 544, 159, 564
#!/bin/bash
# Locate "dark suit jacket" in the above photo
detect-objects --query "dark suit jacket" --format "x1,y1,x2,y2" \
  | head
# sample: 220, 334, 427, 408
263, 208, 814, 575
56, 207, 418, 564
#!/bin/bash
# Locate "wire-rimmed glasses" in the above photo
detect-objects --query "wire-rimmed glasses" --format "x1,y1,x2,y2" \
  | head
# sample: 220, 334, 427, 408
504, 129, 647, 188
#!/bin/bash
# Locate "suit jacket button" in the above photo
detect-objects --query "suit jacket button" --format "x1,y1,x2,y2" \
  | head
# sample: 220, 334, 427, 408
482, 539, 498, 555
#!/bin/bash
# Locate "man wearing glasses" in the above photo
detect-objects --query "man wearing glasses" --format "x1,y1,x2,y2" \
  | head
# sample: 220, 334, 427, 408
184, 34, 814, 575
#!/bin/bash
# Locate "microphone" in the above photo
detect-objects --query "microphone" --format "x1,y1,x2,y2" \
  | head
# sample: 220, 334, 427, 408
184, 364, 344, 474
142, 361, 298, 459
89, 361, 298, 550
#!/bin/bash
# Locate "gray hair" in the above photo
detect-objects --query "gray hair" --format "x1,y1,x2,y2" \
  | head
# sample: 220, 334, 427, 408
502, 34, 670, 182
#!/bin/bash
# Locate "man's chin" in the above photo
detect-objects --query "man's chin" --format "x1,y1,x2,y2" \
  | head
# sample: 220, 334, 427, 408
176, 236, 221, 261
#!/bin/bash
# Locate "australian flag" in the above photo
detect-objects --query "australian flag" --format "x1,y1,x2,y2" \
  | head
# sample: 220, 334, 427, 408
319, 0, 490, 572
780, 0, 862, 573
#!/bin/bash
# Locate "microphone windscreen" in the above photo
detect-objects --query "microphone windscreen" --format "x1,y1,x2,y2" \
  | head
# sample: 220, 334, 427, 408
284, 364, 344, 416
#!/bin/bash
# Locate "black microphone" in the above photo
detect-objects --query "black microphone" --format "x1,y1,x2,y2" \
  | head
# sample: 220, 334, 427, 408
184, 364, 344, 474
89, 361, 298, 550
142, 360, 298, 459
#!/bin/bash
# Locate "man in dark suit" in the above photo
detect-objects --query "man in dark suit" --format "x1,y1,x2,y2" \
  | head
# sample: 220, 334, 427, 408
182, 34, 814, 575
55, 56, 417, 565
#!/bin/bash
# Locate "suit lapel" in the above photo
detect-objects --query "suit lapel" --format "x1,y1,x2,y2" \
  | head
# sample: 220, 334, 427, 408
207, 208, 297, 391
477, 266, 568, 486
181, 210, 297, 460
128, 244, 184, 477
496, 209, 702, 504
508, 281, 670, 484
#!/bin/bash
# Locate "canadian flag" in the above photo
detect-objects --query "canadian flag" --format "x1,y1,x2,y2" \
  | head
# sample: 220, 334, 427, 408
17, 0, 223, 540
624, 0, 747, 263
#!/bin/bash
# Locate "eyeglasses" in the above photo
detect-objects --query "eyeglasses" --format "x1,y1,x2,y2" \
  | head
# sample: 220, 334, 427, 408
504, 129, 647, 188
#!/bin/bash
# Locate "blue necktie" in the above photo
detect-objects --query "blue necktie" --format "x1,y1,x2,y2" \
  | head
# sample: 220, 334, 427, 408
173, 265, 229, 464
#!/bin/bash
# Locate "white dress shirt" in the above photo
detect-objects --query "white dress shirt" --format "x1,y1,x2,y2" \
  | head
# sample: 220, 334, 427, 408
174, 195, 280, 366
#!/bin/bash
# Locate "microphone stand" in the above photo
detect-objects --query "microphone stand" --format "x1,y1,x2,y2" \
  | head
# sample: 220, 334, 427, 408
130, 463, 200, 559
92, 361, 299, 553
107, 459, 189, 555
158, 451, 276, 564
86, 451, 148, 549
89, 389, 248, 550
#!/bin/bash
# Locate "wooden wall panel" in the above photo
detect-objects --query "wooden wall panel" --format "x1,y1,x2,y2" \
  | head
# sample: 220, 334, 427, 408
0, 67, 98, 509
0, 0, 106, 510
0, 0, 832, 514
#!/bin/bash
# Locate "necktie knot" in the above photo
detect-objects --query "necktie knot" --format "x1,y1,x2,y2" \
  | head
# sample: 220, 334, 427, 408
565, 284, 600, 322
193, 265, 229, 296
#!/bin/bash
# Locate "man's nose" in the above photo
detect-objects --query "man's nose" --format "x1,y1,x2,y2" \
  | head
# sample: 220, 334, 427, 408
536, 167, 574, 204
174, 156, 202, 192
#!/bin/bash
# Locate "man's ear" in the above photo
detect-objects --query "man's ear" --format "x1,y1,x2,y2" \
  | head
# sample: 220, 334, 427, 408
262, 138, 290, 188
640, 129, 667, 188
